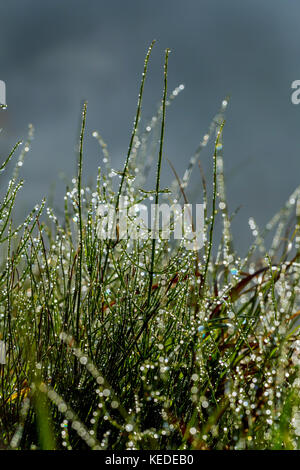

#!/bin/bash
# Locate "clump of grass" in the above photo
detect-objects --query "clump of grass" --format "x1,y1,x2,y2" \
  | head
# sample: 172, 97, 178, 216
1, 43, 300, 450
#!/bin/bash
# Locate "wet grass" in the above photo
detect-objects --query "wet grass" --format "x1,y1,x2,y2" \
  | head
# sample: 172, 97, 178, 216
1, 43, 300, 450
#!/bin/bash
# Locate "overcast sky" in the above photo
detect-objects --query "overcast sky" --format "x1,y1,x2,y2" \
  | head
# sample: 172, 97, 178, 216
1, 0, 300, 251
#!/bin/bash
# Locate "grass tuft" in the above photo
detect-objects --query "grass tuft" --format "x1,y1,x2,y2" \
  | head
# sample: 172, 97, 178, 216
0, 45, 300, 450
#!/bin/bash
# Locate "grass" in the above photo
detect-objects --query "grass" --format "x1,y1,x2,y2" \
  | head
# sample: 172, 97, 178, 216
1, 42, 300, 450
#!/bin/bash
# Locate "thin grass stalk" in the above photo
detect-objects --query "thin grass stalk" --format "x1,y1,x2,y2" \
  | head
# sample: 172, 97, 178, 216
200, 121, 225, 297
147, 48, 170, 306
75, 102, 87, 344
101, 41, 156, 281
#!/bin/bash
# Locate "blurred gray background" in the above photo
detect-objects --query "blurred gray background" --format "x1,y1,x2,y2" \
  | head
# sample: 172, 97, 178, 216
0, 0, 300, 252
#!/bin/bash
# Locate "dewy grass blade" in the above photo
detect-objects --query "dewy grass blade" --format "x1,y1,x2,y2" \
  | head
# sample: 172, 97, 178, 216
116, 40, 156, 207
147, 48, 170, 307
101, 41, 156, 281
75, 102, 87, 345
200, 120, 225, 297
